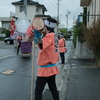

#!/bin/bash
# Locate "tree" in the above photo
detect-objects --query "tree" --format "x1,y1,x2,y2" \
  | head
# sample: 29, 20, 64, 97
73, 23, 85, 47
1, 29, 10, 37
59, 28, 68, 39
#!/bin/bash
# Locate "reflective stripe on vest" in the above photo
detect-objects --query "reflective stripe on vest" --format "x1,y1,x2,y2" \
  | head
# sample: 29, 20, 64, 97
40, 63, 56, 68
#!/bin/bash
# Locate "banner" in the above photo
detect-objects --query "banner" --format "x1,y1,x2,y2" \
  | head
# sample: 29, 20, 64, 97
10, 19, 16, 35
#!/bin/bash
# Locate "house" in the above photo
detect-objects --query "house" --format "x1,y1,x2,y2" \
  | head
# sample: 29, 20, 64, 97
74, 0, 99, 59
80, 0, 100, 27
0, 0, 47, 29
0, 17, 11, 29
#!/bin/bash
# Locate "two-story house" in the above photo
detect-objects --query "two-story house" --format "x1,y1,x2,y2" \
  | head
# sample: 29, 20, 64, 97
80, 0, 100, 27
0, 0, 47, 29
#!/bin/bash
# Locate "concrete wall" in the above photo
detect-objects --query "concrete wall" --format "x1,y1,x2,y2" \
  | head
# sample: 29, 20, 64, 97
76, 36, 94, 59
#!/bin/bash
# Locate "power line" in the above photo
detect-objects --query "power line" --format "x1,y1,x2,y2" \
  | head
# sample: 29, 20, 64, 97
48, 0, 57, 10
38, 0, 57, 16
37, 0, 74, 28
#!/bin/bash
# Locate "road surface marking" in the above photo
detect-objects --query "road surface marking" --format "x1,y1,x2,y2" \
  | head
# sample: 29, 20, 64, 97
2, 70, 15, 74
0, 54, 16, 59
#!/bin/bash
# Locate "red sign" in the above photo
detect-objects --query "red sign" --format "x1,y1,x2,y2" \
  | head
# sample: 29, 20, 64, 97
10, 19, 16, 35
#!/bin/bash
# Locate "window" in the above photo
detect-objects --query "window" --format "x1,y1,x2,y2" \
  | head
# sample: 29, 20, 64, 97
88, 10, 90, 22
20, 6, 24, 12
3, 23, 10, 29
92, 2, 93, 15
36, 8, 38, 13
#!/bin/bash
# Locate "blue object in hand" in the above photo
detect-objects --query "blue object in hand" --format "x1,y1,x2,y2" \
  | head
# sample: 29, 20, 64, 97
34, 30, 41, 39
34, 30, 41, 43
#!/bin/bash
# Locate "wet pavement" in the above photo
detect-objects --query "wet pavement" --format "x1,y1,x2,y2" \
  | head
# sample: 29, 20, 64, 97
64, 58, 100, 100
1, 41, 100, 100
0, 41, 16, 57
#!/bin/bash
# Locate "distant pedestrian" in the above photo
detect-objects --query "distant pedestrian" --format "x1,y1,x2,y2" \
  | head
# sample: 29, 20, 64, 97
16, 34, 22, 55
58, 34, 67, 65
13, 30, 19, 49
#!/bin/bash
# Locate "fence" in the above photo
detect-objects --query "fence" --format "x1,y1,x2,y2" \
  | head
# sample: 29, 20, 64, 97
77, 14, 100, 27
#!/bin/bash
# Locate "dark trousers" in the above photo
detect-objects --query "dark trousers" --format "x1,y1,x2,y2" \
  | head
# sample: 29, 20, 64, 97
17, 43, 21, 54
60, 52, 65, 64
35, 75, 59, 100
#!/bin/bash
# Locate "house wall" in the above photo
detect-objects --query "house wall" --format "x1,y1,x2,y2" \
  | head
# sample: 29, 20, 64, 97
15, 5, 43, 23
77, 0, 100, 59
2, 22, 10, 29
87, 0, 100, 27
0, 4, 45, 29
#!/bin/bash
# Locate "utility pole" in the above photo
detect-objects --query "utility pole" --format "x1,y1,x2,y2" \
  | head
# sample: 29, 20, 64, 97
23, 0, 27, 15
57, 0, 60, 35
73, 16, 75, 28
65, 11, 70, 30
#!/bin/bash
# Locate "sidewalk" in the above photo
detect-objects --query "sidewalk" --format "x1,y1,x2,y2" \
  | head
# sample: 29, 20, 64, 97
65, 58, 100, 100
43, 48, 100, 100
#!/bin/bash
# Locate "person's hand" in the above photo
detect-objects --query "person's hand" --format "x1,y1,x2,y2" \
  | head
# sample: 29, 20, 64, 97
38, 38, 42, 44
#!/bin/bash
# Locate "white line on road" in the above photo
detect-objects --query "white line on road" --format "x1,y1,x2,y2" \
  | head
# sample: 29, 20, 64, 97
0, 54, 15, 59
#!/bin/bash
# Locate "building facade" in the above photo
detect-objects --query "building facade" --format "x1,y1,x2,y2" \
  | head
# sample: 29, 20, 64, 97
80, 0, 100, 27
0, 0, 47, 29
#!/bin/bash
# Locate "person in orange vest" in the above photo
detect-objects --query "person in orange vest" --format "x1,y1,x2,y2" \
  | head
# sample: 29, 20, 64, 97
16, 34, 22, 55
58, 34, 67, 65
26, 17, 60, 100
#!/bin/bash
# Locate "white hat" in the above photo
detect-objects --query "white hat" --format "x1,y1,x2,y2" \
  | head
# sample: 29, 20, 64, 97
60, 34, 64, 37
44, 17, 57, 28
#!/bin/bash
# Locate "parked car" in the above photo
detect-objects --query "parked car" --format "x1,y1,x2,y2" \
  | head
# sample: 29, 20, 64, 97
4, 37, 14, 44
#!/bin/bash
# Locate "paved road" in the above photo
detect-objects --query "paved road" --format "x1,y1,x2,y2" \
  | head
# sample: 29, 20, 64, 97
0, 41, 14, 49
0, 40, 74, 100
0, 41, 38, 100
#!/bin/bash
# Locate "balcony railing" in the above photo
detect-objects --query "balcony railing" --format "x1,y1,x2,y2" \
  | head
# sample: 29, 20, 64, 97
77, 14, 100, 27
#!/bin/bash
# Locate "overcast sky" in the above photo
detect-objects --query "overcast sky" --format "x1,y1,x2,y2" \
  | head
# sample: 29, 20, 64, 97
0, 0, 83, 28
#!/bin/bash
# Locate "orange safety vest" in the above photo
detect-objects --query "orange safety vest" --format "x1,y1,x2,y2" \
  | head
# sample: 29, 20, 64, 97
58, 38, 67, 53
37, 32, 60, 77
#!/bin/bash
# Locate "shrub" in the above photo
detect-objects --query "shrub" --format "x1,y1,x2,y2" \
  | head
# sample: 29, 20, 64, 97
73, 23, 85, 47
59, 28, 68, 39
84, 20, 100, 65
1, 29, 10, 37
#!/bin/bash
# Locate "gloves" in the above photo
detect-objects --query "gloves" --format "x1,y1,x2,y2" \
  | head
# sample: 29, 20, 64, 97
26, 26, 42, 43
34, 30, 41, 39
